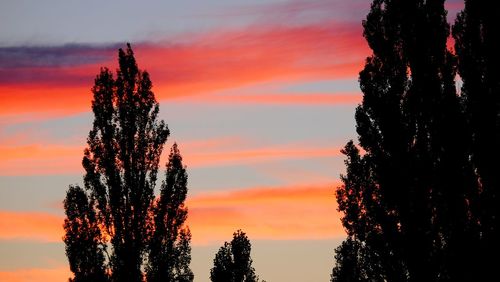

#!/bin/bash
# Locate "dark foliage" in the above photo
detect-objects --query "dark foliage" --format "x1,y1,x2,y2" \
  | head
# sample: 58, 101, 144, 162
333, 0, 483, 281
63, 44, 192, 282
147, 143, 194, 282
210, 230, 259, 282
331, 237, 385, 282
453, 1, 500, 280
63, 185, 108, 282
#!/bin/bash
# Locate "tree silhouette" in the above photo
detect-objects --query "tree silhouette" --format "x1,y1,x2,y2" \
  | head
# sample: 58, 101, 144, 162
333, 0, 479, 280
63, 185, 108, 282
63, 44, 193, 281
147, 143, 193, 282
210, 230, 259, 282
453, 1, 500, 280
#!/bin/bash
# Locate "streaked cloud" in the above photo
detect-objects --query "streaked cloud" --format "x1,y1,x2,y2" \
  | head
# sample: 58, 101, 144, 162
0, 86, 91, 120
0, 141, 343, 176
0, 144, 83, 176
0, 21, 366, 120
0, 266, 70, 282
188, 183, 344, 244
183, 143, 343, 168
0, 183, 343, 245
201, 0, 370, 24
0, 211, 62, 242
0, 44, 117, 69
172, 92, 361, 106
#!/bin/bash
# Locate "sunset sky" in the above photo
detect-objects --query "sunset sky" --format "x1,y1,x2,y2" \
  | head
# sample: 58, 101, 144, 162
0, 0, 464, 281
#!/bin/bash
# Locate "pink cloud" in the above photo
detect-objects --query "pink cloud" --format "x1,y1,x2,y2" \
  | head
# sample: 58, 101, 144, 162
0, 21, 367, 120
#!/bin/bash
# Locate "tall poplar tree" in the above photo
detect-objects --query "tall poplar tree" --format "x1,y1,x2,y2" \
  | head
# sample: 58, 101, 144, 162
333, 0, 478, 280
63, 44, 193, 282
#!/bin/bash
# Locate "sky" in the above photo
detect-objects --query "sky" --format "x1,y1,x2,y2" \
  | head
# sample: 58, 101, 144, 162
0, 0, 464, 281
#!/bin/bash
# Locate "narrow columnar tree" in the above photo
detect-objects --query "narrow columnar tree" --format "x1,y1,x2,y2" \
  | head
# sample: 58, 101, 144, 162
210, 230, 259, 282
65, 45, 193, 282
82, 43, 169, 281
333, 0, 479, 281
147, 143, 193, 282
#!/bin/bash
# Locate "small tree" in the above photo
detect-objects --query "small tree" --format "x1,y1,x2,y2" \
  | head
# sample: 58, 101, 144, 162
210, 230, 259, 282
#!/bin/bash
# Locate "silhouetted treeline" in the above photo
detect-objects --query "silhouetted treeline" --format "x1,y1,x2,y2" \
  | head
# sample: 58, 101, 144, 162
332, 0, 499, 281
63, 44, 192, 282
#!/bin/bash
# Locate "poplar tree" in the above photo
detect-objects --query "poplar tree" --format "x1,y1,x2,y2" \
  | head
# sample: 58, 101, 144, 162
333, 0, 478, 280
63, 44, 193, 282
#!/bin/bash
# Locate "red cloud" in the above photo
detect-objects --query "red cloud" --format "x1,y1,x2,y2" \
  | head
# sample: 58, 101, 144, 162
0, 21, 367, 119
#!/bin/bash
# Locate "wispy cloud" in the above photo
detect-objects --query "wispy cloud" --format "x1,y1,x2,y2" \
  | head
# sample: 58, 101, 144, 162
0, 44, 117, 69
172, 92, 361, 105
0, 21, 367, 120
200, 0, 369, 24
0, 211, 62, 242
0, 144, 83, 176
0, 183, 344, 245
188, 183, 344, 244
183, 143, 343, 168
0, 266, 70, 282
0, 140, 343, 175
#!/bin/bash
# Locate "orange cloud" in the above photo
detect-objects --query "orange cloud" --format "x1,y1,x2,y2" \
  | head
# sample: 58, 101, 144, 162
0, 141, 342, 175
0, 22, 366, 120
187, 183, 345, 245
0, 183, 344, 245
0, 211, 63, 242
0, 266, 71, 282
184, 144, 343, 168
0, 85, 91, 119
0, 145, 83, 176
